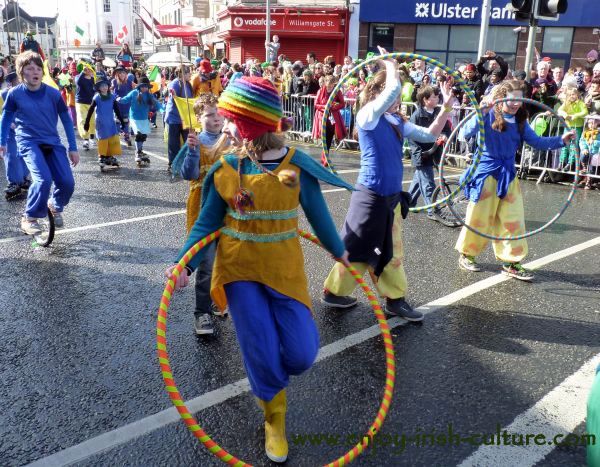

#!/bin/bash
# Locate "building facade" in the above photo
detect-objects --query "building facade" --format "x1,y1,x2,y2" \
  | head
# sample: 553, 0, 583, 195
1, 0, 57, 63
359, 0, 600, 71
56, 0, 144, 63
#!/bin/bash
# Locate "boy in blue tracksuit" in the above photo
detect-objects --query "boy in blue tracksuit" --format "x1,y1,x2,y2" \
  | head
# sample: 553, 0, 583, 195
111, 66, 134, 146
0, 52, 79, 233
1, 71, 30, 200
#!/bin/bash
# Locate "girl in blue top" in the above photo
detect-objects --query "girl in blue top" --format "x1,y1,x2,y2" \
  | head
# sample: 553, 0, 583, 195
456, 80, 575, 280
0, 52, 79, 234
83, 78, 125, 168
111, 66, 134, 146
117, 77, 164, 164
323, 47, 454, 321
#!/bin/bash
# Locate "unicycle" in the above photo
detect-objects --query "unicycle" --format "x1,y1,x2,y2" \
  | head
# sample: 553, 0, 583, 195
431, 179, 469, 228
30, 207, 55, 247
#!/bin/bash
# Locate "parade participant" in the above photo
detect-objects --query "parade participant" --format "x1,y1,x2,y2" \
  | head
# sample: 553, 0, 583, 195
191, 59, 223, 97
265, 35, 281, 63
165, 76, 351, 463
172, 93, 229, 335
407, 85, 454, 224
0, 52, 79, 233
1, 71, 31, 200
456, 80, 575, 280
322, 48, 455, 321
111, 66, 134, 146
557, 87, 588, 172
75, 61, 96, 150
117, 77, 163, 165
164, 65, 193, 172
20, 31, 45, 60
83, 77, 125, 169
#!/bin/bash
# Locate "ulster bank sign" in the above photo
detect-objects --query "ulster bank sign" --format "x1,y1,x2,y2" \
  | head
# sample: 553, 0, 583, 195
361, 0, 599, 27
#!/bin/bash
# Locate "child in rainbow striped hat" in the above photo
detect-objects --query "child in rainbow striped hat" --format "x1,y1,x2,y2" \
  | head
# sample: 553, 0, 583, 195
165, 76, 352, 463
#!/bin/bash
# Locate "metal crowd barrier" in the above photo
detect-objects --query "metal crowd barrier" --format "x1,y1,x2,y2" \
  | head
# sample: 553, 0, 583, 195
522, 113, 600, 184
282, 94, 599, 187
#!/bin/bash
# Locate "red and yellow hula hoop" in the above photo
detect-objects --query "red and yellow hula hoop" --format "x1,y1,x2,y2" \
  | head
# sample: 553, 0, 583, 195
157, 228, 396, 466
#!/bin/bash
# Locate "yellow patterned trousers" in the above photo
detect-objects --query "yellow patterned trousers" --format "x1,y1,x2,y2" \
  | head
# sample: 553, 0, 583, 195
324, 204, 408, 299
76, 103, 96, 139
455, 176, 528, 263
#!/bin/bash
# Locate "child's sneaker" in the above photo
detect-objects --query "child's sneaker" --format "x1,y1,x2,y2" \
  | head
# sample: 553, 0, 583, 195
82, 140, 90, 151
20, 217, 42, 235
385, 298, 423, 321
502, 262, 533, 281
459, 254, 481, 272
321, 290, 358, 308
4, 182, 22, 200
135, 152, 143, 163
193, 313, 214, 335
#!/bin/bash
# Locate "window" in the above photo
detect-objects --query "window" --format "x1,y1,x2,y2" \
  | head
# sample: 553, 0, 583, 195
449, 26, 479, 52
103, 0, 110, 13
485, 27, 518, 54
542, 27, 573, 54
368, 24, 394, 53
105, 22, 113, 43
416, 25, 448, 51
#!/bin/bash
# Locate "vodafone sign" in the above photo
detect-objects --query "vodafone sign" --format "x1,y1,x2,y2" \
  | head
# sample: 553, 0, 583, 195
229, 13, 341, 33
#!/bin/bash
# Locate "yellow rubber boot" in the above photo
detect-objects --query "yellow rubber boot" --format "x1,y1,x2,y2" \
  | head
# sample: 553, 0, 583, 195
257, 389, 288, 463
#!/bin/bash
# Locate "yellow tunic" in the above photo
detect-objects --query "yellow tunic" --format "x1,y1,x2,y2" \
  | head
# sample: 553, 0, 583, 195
185, 141, 224, 233
210, 148, 310, 311
192, 73, 223, 97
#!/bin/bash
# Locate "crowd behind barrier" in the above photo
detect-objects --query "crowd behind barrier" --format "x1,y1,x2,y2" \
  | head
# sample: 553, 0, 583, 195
281, 94, 599, 185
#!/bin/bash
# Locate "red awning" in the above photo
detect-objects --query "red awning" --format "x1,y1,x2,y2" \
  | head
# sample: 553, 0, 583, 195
155, 25, 203, 38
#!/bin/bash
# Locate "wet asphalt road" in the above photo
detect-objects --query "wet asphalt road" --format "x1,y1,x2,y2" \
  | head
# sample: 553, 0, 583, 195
0, 123, 599, 467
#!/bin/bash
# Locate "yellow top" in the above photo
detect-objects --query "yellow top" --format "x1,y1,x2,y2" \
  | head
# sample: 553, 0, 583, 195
192, 73, 223, 97
210, 148, 310, 310
185, 141, 225, 233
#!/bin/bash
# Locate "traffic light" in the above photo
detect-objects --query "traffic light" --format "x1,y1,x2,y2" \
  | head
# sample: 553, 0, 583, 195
511, 0, 534, 21
535, 0, 568, 20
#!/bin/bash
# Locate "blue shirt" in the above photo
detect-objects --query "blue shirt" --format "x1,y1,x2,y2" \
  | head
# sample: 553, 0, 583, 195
92, 93, 119, 139
0, 88, 16, 143
0, 84, 77, 152
460, 110, 565, 202
164, 79, 193, 125
75, 73, 95, 104
118, 89, 163, 121
180, 131, 223, 180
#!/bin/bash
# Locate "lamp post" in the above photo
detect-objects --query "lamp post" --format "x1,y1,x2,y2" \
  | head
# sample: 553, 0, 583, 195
265, 0, 270, 62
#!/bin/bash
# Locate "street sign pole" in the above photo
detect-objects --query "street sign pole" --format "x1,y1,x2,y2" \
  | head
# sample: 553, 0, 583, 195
524, 0, 540, 75
265, 0, 270, 62
477, 0, 491, 59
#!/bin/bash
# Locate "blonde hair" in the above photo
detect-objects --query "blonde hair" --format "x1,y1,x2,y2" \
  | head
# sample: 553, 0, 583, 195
193, 93, 219, 117
16, 51, 43, 81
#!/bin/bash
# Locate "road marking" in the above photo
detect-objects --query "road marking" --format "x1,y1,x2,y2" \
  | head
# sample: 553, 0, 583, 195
25, 235, 600, 466
1, 175, 459, 245
458, 352, 600, 467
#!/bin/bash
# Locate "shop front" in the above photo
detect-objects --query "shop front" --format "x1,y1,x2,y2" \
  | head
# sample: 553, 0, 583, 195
214, 6, 349, 65
359, 0, 600, 70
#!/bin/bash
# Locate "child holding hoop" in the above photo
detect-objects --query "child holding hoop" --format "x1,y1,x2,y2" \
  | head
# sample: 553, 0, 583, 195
165, 76, 351, 463
456, 80, 575, 280
322, 48, 455, 321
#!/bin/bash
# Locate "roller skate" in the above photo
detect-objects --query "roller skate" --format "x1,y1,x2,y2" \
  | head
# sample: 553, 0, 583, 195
99, 156, 118, 172
136, 150, 149, 167
4, 182, 22, 200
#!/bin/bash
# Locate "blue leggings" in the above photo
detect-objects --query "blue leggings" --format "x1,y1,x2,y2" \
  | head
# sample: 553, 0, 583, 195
3, 135, 29, 184
225, 281, 319, 401
20, 142, 75, 218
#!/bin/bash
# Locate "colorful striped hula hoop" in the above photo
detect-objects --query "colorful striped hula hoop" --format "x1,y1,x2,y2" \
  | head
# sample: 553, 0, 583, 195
318, 51, 486, 213
157, 229, 396, 466
439, 96, 579, 241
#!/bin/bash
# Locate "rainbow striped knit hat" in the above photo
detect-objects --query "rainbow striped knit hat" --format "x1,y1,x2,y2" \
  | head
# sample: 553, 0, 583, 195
217, 76, 283, 141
